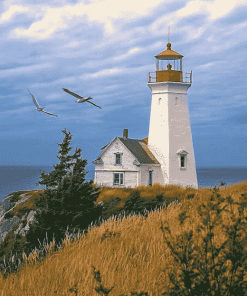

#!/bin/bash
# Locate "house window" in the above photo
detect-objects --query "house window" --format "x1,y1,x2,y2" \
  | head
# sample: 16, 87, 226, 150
113, 173, 124, 185
115, 153, 121, 165
149, 171, 153, 186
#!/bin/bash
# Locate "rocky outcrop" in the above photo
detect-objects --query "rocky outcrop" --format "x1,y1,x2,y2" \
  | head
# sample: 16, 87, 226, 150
0, 190, 40, 244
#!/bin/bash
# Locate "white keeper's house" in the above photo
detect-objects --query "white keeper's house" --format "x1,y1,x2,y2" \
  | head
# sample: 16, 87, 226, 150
93, 42, 198, 189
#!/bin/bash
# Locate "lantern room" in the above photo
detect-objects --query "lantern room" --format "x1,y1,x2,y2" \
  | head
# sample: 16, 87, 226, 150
148, 42, 192, 84
155, 42, 183, 82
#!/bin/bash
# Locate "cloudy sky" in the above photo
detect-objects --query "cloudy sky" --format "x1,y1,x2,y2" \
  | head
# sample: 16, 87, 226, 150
1, 0, 247, 173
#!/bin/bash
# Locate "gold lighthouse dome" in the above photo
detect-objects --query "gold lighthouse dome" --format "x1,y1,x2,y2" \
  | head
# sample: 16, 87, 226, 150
154, 42, 183, 82
155, 42, 183, 59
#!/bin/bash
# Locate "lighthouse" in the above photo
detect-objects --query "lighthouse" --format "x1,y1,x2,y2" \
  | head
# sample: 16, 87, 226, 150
147, 42, 198, 188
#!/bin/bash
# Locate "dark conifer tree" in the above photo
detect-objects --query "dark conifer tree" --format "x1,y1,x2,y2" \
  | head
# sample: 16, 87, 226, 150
26, 128, 102, 251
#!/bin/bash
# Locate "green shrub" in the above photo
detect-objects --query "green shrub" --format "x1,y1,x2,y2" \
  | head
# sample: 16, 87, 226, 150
9, 191, 26, 203
187, 193, 195, 200
160, 187, 247, 296
4, 211, 14, 219
123, 190, 144, 215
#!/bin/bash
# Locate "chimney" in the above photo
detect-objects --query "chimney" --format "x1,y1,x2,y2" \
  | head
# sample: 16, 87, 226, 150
123, 129, 128, 139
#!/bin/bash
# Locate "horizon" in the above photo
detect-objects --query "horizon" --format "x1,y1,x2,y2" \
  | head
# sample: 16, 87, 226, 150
1, 164, 247, 168
1, 165, 247, 201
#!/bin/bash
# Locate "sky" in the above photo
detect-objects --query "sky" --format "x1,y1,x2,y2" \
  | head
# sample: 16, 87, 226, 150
0, 0, 247, 172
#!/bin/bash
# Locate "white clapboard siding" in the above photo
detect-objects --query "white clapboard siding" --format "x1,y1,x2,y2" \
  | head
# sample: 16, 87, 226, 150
94, 138, 140, 187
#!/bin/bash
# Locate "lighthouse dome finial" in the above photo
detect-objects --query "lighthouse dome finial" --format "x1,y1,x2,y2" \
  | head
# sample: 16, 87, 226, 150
167, 42, 171, 50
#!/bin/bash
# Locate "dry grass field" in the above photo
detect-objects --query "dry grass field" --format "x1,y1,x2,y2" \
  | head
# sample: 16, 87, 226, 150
0, 182, 247, 295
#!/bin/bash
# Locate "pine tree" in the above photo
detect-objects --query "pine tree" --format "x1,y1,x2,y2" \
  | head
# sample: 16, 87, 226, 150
26, 128, 102, 251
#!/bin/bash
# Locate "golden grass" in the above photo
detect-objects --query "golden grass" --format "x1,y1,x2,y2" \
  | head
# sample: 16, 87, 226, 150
137, 183, 196, 199
96, 183, 197, 205
96, 188, 132, 203
0, 182, 247, 295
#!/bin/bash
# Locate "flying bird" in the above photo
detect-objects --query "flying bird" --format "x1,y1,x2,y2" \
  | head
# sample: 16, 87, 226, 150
62, 88, 102, 109
28, 90, 58, 117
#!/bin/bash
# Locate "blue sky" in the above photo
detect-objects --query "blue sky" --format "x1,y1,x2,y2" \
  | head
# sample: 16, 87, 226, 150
0, 0, 247, 171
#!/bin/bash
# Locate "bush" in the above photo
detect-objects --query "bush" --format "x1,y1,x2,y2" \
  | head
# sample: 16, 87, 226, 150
160, 187, 247, 296
4, 211, 14, 219
9, 191, 27, 203
124, 190, 144, 215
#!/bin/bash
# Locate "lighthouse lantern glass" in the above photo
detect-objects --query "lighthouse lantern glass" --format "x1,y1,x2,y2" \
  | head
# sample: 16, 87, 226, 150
156, 57, 182, 72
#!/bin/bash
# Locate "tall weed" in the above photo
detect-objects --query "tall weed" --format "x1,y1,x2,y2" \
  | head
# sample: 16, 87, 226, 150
161, 186, 247, 295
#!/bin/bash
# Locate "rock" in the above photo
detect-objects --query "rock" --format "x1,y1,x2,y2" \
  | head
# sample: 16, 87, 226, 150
14, 210, 37, 236
0, 191, 39, 244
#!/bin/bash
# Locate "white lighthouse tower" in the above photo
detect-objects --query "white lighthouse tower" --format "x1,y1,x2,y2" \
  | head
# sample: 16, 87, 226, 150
147, 41, 198, 188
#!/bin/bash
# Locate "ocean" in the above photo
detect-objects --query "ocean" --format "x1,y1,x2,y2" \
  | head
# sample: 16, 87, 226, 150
0, 165, 247, 201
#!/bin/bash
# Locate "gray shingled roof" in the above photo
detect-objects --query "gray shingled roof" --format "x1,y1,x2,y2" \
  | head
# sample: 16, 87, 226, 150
93, 136, 160, 165
118, 137, 160, 164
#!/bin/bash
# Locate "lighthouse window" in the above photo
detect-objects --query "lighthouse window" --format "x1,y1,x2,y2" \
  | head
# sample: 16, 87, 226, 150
181, 155, 185, 168
177, 150, 188, 169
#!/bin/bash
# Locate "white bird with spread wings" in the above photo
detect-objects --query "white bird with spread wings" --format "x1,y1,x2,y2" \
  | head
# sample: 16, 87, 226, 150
62, 88, 102, 109
28, 90, 58, 117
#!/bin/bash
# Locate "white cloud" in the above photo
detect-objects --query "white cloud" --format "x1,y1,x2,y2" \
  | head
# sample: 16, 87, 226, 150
14, 5, 71, 39
0, 5, 29, 23
64, 40, 85, 48
9, 0, 168, 39
114, 47, 141, 61
9, 0, 245, 43
177, 0, 247, 20
194, 61, 217, 70
0, 63, 52, 77
148, 0, 247, 45
86, 67, 123, 78
83, 63, 152, 79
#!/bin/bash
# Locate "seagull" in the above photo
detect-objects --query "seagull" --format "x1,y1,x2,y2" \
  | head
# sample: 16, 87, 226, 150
62, 88, 102, 109
28, 89, 58, 117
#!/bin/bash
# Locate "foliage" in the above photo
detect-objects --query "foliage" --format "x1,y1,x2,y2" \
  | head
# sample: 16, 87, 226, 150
161, 186, 247, 296
9, 191, 27, 203
0, 230, 26, 275
92, 265, 114, 295
92, 266, 149, 296
1, 182, 247, 295
25, 128, 102, 252
0, 231, 15, 264
98, 184, 190, 223
123, 190, 143, 215
0, 171, 182, 276
4, 211, 14, 219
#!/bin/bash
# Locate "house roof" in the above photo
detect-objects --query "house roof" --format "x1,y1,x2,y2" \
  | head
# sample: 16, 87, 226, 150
118, 137, 159, 164
93, 137, 160, 165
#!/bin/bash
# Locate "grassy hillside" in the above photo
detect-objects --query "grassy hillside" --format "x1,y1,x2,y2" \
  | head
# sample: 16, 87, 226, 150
0, 182, 247, 295
0, 183, 195, 268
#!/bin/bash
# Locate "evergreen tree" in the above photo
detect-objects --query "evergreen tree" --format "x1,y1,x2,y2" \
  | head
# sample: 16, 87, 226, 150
26, 128, 102, 251
123, 190, 144, 215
